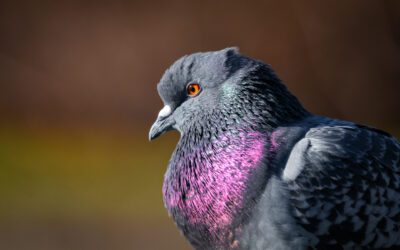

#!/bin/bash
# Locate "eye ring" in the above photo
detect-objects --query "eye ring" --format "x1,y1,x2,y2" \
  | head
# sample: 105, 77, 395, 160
186, 83, 201, 97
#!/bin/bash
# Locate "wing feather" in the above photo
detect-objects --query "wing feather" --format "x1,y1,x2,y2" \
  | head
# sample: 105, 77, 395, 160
285, 125, 400, 248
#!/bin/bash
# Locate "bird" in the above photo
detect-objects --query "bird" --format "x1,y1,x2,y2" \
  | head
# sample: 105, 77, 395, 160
149, 47, 400, 250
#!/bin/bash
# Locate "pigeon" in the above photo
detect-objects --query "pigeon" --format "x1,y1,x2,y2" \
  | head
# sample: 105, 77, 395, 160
149, 48, 400, 250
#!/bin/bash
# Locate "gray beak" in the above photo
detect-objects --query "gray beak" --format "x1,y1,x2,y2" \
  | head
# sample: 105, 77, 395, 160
149, 105, 175, 141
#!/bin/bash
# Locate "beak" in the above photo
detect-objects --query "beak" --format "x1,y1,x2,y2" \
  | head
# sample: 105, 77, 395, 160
149, 105, 175, 141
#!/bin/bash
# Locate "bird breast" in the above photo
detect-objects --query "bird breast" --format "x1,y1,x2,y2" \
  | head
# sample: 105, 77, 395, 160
163, 131, 267, 236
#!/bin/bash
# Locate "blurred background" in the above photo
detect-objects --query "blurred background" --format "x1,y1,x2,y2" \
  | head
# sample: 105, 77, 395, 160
0, 0, 399, 249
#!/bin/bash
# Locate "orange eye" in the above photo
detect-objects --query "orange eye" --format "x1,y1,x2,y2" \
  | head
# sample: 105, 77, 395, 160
186, 83, 201, 97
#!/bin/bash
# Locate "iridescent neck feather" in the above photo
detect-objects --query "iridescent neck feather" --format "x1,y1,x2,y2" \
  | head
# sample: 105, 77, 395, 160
163, 128, 271, 248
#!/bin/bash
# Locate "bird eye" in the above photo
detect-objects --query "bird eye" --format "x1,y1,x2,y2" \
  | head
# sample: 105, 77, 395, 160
186, 83, 201, 97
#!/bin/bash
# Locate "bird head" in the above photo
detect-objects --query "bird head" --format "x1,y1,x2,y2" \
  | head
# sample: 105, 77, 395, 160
149, 47, 307, 141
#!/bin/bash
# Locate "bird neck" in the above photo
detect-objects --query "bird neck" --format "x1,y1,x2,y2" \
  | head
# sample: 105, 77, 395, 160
163, 127, 273, 248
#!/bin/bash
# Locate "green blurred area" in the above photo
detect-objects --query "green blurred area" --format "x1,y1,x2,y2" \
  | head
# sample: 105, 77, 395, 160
0, 127, 165, 219
0, 126, 191, 250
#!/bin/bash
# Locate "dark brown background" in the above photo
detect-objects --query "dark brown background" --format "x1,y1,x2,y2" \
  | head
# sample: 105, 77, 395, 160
0, 1, 399, 249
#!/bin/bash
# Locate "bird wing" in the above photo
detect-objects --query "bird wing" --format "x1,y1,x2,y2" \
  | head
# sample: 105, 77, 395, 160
284, 124, 400, 249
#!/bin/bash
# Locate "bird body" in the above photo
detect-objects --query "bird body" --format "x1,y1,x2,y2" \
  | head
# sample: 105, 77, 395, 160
241, 118, 400, 250
149, 48, 400, 249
